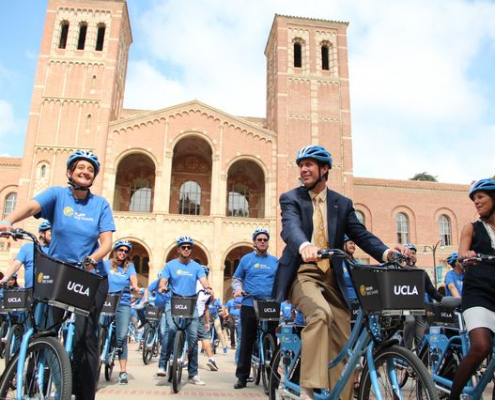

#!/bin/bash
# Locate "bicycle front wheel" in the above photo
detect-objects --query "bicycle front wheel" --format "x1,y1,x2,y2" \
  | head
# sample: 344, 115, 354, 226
0, 336, 72, 399
142, 327, 154, 365
358, 344, 439, 400
172, 330, 185, 393
261, 334, 276, 394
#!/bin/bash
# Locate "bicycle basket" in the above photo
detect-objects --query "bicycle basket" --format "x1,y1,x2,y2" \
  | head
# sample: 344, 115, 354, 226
253, 299, 281, 321
425, 303, 458, 327
33, 246, 103, 316
101, 291, 122, 316
350, 264, 425, 315
145, 305, 161, 321
170, 295, 197, 318
2, 288, 32, 312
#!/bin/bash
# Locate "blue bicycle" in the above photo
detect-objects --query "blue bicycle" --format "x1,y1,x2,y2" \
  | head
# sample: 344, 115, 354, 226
416, 253, 495, 399
0, 228, 103, 399
268, 249, 439, 400
99, 291, 122, 381
142, 304, 162, 364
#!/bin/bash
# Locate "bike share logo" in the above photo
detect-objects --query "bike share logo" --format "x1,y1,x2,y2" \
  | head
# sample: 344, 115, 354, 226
359, 285, 378, 296
37, 272, 53, 284
67, 281, 90, 296
393, 285, 418, 295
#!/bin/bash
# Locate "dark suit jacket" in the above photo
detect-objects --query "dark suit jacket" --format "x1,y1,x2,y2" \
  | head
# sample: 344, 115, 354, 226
272, 186, 388, 305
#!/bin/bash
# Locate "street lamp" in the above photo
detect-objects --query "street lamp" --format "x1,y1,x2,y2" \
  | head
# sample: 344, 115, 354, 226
423, 240, 445, 288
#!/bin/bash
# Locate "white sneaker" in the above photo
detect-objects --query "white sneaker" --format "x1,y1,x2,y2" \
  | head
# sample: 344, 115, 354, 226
156, 367, 166, 377
188, 375, 206, 386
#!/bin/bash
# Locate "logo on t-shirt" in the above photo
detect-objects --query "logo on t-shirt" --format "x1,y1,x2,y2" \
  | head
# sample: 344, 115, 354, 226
63, 206, 94, 222
177, 269, 193, 277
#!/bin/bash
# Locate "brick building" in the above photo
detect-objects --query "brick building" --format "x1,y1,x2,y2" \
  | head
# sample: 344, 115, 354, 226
0, 0, 474, 297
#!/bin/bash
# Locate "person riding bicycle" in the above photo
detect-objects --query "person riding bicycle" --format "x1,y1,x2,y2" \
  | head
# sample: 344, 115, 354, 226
232, 228, 278, 390
103, 239, 139, 385
157, 235, 213, 386
272, 145, 410, 400
208, 295, 229, 354
449, 179, 495, 400
444, 252, 464, 298
0, 149, 115, 400
402, 242, 443, 349
0, 220, 51, 288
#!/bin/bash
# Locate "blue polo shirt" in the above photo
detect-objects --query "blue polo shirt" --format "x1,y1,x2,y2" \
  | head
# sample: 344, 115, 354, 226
163, 258, 205, 296
34, 187, 115, 276
233, 251, 278, 307
104, 260, 136, 305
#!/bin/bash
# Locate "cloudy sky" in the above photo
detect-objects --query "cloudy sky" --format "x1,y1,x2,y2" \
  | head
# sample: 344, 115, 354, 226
0, 0, 494, 184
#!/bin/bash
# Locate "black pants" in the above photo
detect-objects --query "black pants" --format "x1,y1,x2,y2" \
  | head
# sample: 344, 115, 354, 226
235, 306, 277, 382
227, 316, 237, 347
51, 277, 108, 400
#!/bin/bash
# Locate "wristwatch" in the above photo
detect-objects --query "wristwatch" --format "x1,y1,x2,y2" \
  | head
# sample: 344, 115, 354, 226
83, 256, 97, 270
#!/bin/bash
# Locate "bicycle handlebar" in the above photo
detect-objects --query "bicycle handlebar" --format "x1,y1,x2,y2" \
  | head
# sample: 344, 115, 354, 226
460, 253, 495, 265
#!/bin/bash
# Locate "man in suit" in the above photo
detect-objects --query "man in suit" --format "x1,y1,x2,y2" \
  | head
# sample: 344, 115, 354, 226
272, 145, 409, 399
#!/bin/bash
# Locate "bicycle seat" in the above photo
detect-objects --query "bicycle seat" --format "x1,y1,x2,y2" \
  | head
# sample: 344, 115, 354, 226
440, 297, 461, 310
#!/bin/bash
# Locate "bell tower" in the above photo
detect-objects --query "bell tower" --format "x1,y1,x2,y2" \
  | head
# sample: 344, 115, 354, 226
265, 15, 354, 200
17, 0, 132, 206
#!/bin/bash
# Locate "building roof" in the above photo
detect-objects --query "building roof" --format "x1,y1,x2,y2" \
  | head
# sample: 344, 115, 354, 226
0, 158, 22, 167
354, 177, 470, 192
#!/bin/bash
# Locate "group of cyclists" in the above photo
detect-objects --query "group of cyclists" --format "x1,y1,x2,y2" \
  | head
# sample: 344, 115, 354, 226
0, 146, 493, 400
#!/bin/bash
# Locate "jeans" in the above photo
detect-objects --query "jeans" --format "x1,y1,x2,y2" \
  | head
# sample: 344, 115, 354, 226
158, 303, 174, 369
161, 305, 200, 377
115, 304, 132, 360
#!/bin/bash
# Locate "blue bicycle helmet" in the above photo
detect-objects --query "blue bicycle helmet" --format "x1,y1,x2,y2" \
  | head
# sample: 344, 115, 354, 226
113, 239, 132, 251
295, 145, 333, 168
446, 252, 458, 267
469, 179, 495, 200
404, 243, 417, 252
177, 236, 194, 247
344, 234, 351, 242
67, 150, 101, 176
252, 228, 270, 241
38, 221, 51, 232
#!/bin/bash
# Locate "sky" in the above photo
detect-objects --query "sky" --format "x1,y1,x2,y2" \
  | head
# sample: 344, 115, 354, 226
0, 0, 494, 184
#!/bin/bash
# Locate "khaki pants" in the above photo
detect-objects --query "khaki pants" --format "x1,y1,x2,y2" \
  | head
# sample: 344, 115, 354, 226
289, 264, 353, 400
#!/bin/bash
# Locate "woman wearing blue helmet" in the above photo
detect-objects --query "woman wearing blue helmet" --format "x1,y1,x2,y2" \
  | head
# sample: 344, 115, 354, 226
0, 149, 115, 400
103, 240, 139, 384
449, 179, 495, 399
444, 252, 463, 298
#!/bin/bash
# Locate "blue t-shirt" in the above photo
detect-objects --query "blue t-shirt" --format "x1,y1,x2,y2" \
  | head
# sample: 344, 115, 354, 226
147, 278, 171, 307
226, 298, 239, 318
104, 260, 136, 305
233, 251, 278, 307
34, 187, 116, 276
15, 243, 49, 289
163, 258, 205, 296
444, 270, 464, 297
208, 298, 222, 318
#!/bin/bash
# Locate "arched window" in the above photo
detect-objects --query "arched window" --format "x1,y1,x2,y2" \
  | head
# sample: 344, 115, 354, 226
40, 165, 47, 178
228, 184, 249, 217
321, 45, 330, 70
130, 178, 152, 212
439, 215, 452, 246
59, 21, 69, 49
77, 22, 88, 50
396, 213, 409, 244
355, 210, 365, 226
95, 24, 106, 51
2, 193, 17, 219
179, 181, 201, 215
294, 42, 302, 68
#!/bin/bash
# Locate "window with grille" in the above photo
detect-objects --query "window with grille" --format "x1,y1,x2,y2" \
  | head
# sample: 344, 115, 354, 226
130, 178, 152, 212
2, 193, 17, 219
179, 181, 201, 215
439, 215, 452, 246
227, 184, 249, 217
396, 213, 409, 244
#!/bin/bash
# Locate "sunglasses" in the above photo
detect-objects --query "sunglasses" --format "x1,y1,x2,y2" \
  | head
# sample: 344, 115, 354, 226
117, 248, 129, 254
256, 238, 268, 242
180, 246, 192, 251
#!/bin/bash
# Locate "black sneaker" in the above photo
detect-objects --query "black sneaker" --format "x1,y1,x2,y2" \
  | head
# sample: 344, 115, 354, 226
119, 371, 128, 385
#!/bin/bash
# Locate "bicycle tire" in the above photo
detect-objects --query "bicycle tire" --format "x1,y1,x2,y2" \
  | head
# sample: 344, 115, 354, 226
0, 320, 9, 358
99, 326, 108, 357
262, 334, 276, 394
172, 330, 185, 393
0, 336, 72, 399
252, 339, 261, 385
358, 344, 439, 400
104, 330, 116, 381
268, 346, 282, 400
4, 323, 23, 368
142, 327, 154, 365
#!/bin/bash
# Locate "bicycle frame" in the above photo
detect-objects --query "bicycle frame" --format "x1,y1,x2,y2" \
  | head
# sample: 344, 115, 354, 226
252, 320, 271, 371
100, 317, 116, 364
